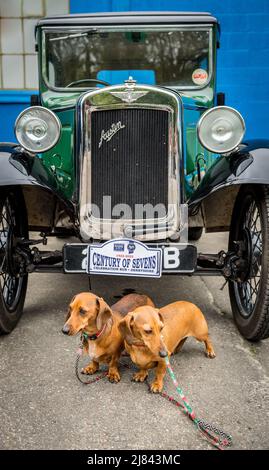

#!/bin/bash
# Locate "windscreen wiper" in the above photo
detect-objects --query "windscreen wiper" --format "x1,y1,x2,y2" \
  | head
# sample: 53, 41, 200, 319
49, 30, 98, 42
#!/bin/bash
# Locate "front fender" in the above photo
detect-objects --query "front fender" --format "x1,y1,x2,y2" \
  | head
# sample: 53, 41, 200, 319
0, 143, 58, 189
189, 140, 269, 209
0, 143, 73, 210
0, 143, 75, 230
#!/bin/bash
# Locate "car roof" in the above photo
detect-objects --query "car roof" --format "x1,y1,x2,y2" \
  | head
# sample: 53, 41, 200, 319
37, 11, 218, 27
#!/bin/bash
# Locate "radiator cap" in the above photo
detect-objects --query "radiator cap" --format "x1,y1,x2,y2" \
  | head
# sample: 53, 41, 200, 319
125, 76, 137, 88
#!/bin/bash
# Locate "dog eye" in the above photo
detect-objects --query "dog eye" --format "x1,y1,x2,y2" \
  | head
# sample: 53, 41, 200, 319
144, 329, 152, 334
79, 307, 86, 316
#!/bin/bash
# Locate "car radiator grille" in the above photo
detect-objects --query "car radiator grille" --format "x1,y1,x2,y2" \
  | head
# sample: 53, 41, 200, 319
91, 108, 169, 219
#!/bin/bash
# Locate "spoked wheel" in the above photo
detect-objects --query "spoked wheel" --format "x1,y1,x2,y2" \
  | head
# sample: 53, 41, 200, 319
0, 189, 28, 333
229, 185, 269, 341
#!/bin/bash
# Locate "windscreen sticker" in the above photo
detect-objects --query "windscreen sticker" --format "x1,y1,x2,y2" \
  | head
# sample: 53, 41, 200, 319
192, 69, 208, 85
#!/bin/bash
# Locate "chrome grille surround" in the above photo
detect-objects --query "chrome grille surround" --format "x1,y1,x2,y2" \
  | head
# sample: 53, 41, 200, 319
77, 83, 182, 241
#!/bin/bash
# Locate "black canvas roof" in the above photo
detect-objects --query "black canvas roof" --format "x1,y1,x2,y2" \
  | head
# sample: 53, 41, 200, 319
37, 11, 218, 27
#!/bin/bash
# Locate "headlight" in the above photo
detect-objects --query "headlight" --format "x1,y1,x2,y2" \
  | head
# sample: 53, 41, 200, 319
197, 106, 245, 154
15, 106, 61, 153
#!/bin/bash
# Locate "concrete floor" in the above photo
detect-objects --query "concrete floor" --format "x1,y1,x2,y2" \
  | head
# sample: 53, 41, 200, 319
0, 232, 268, 450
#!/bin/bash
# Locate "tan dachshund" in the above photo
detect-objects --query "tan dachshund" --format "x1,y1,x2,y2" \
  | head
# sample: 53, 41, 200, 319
62, 292, 154, 383
118, 302, 215, 392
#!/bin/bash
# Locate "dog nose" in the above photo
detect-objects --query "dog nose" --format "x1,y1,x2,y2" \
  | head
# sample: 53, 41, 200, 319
62, 324, 70, 335
159, 348, 168, 358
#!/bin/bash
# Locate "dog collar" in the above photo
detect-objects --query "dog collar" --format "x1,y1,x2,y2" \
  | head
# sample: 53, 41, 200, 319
82, 324, 106, 341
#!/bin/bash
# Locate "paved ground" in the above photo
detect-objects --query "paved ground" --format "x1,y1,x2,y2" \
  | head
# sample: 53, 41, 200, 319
0, 233, 268, 450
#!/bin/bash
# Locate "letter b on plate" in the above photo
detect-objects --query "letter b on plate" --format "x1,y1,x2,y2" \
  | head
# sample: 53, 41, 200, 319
163, 247, 180, 269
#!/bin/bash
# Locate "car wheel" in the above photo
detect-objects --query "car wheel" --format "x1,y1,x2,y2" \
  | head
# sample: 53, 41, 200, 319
189, 227, 203, 241
0, 189, 28, 334
229, 185, 269, 341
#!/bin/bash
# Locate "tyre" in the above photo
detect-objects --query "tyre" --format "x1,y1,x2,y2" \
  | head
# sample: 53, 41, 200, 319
229, 185, 269, 341
189, 227, 203, 241
0, 188, 28, 333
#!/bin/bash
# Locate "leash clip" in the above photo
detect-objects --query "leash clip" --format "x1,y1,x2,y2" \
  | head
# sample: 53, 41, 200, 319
89, 334, 98, 341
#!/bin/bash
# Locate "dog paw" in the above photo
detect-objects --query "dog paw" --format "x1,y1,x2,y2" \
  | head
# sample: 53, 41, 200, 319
81, 364, 98, 375
108, 369, 120, 383
132, 370, 148, 382
205, 350, 216, 359
150, 380, 163, 393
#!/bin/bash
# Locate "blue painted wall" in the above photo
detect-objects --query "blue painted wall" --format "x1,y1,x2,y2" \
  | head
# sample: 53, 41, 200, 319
1, 0, 269, 141
0, 91, 38, 142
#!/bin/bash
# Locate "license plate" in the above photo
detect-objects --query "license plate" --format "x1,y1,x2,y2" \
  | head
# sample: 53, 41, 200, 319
87, 239, 162, 278
64, 240, 196, 275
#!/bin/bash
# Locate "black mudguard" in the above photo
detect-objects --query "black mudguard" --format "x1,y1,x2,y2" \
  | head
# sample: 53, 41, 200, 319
0, 143, 74, 213
189, 140, 269, 209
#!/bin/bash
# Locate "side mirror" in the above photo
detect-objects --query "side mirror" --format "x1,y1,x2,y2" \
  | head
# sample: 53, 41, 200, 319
217, 92, 225, 106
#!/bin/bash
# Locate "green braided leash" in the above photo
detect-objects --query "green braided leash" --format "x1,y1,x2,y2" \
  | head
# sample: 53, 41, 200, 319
75, 344, 232, 450
164, 356, 232, 450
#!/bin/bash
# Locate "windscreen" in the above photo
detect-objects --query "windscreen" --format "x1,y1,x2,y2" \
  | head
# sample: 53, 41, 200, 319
43, 27, 211, 89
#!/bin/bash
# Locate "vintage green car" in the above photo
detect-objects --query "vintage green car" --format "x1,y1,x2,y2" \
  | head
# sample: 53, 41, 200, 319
1, 11, 269, 341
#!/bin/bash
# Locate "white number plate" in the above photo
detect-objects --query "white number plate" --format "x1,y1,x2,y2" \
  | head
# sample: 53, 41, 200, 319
87, 238, 162, 278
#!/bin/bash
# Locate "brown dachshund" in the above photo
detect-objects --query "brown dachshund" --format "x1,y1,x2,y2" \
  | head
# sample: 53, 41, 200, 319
62, 292, 154, 383
118, 302, 215, 392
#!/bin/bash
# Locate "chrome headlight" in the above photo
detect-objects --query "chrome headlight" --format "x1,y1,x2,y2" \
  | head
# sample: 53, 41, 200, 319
15, 106, 61, 153
197, 106, 245, 154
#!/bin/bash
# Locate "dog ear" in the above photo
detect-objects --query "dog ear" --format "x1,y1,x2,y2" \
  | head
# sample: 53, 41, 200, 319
66, 295, 76, 320
70, 295, 76, 305
96, 297, 113, 330
65, 307, 71, 321
158, 311, 164, 329
118, 313, 135, 344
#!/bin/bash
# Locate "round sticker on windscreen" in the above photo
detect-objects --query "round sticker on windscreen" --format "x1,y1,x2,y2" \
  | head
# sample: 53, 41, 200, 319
192, 69, 208, 85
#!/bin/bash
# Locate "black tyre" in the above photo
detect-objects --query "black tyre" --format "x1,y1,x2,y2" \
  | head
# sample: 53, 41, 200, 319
189, 227, 203, 241
0, 189, 28, 333
229, 185, 269, 341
